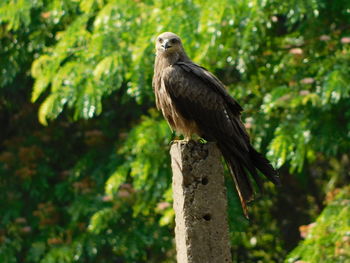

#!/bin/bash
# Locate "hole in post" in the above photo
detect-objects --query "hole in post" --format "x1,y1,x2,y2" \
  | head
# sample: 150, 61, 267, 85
201, 177, 208, 185
203, 214, 211, 221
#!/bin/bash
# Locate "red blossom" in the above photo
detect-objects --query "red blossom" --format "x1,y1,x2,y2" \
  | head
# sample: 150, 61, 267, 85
289, 48, 303, 55
157, 202, 171, 210
341, 37, 350, 44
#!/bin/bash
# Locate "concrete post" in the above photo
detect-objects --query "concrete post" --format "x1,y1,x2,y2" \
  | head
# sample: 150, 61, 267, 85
170, 141, 232, 263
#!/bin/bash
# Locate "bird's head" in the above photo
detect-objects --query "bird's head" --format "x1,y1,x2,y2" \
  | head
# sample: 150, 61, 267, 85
156, 32, 183, 55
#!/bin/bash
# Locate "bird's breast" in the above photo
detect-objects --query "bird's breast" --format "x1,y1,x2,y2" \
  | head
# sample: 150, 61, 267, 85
155, 72, 200, 138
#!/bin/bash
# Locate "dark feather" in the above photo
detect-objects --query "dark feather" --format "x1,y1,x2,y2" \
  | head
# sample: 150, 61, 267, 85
176, 61, 243, 114
249, 145, 281, 186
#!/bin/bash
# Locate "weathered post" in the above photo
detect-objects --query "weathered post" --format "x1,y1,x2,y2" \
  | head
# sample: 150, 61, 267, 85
170, 141, 232, 263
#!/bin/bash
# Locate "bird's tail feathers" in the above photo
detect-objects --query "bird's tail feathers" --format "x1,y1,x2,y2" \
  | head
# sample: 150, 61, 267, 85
218, 143, 253, 218
218, 143, 279, 218
249, 145, 281, 186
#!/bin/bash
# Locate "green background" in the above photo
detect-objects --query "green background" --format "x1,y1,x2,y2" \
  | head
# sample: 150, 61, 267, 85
1, 0, 350, 262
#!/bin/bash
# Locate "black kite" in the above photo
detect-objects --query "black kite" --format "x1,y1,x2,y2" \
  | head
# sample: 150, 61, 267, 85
152, 32, 280, 217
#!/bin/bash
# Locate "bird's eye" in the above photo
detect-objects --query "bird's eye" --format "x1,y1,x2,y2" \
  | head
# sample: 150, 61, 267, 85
158, 38, 163, 43
170, 38, 178, 44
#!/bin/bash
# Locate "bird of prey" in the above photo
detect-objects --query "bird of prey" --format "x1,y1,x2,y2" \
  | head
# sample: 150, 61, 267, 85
152, 32, 280, 217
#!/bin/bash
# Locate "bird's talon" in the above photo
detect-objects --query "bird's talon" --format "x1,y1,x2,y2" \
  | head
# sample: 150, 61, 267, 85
198, 138, 208, 144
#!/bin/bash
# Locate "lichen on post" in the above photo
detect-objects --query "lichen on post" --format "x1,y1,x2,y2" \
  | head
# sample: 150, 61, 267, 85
170, 141, 232, 263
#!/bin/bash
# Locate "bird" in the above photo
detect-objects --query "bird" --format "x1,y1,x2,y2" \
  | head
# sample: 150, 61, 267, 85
152, 32, 280, 218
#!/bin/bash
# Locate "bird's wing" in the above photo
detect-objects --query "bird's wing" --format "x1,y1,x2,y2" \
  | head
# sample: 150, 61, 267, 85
175, 61, 243, 115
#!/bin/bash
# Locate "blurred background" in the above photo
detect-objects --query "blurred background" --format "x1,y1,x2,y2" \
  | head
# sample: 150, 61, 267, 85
1, 0, 350, 262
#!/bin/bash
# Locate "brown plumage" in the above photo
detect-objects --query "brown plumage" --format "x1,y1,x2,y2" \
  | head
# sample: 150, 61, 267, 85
152, 32, 280, 218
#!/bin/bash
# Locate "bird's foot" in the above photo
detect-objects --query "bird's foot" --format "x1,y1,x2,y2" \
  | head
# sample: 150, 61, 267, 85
198, 138, 208, 144
170, 135, 201, 145
170, 136, 195, 145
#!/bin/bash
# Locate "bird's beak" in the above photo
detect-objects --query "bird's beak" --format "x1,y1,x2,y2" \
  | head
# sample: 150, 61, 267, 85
161, 40, 171, 50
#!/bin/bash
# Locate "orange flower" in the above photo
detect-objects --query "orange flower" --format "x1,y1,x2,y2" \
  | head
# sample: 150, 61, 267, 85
299, 222, 316, 238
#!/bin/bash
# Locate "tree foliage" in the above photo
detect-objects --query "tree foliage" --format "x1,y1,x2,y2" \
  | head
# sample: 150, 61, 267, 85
1, 0, 350, 262
286, 187, 350, 263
